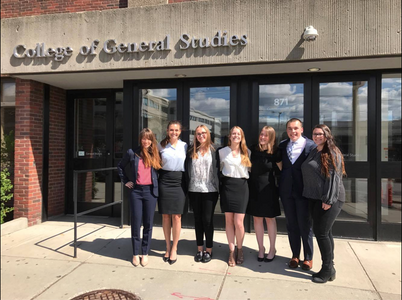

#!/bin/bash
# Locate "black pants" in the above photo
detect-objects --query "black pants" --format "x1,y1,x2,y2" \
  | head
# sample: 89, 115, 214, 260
281, 191, 314, 260
309, 199, 343, 268
130, 185, 157, 255
189, 192, 219, 249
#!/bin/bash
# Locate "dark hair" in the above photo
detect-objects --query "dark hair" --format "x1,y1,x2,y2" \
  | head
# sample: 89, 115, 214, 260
160, 120, 182, 148
313, 124, 346, 178
286, 118, 303, 128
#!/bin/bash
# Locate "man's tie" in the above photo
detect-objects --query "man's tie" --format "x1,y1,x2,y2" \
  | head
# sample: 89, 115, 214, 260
288, 141, 295, 162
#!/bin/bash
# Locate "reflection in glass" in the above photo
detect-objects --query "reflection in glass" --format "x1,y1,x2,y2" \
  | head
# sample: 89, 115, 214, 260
115, 92, 124, 158
77, 172, 106, 203
381, 74, 401, 162
381, 178, 401, 224
1, 81, 16, 103
259, 84, 304, 143
141, 89, 177, 142
190, 87, 230, 147
114, 170, 123, 203
75, 98, 107, 158
338, 178, 367, 222
319, 81, 368, 161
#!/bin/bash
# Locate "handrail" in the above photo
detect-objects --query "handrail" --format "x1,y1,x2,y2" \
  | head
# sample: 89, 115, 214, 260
73, 167, 124, 258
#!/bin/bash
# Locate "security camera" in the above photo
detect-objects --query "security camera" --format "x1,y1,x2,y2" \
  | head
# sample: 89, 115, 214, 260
303, 26, 318, 42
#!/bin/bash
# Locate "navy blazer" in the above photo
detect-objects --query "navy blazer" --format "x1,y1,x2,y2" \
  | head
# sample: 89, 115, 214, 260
117, 147, 159, 197
278, 137, 316, 199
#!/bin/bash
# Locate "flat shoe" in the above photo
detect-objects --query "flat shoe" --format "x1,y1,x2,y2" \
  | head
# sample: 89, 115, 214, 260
168, 258, 177, 265
257, 247, 265, 262
264, 255, 275, 262
289, 257, 299, 268
194, 251, 203, 262
132, 255, 140, 267
163, 252, 170, 262
202, 251, 212, 263
141, 255, 149, 267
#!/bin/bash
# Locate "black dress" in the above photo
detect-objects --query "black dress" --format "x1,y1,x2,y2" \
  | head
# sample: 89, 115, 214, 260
247, 145, 281, 218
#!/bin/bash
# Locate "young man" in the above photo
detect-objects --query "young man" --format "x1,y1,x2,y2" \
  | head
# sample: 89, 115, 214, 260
278, 118, 316, 270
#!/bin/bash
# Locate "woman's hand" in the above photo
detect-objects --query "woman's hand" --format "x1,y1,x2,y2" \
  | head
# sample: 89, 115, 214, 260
322, 203, 331, 210
125, 181, 134, 189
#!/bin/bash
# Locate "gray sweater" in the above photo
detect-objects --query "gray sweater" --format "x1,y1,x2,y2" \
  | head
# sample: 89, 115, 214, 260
301, 148, 345, 205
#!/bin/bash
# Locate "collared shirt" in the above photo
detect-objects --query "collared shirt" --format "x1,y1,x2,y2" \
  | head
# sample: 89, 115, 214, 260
219, 146, 251, 179
287, 136, 306, 164
158, 140, 187, 171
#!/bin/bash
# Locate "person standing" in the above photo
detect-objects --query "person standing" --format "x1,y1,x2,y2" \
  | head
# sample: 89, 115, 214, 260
185, 125, 219, 263
302, 124, 346, 283
218, 126, 251, 267
247, 126, 281, 262
278, 118, 316, 270
158, 121, 187, 265
117, 128, 161, 267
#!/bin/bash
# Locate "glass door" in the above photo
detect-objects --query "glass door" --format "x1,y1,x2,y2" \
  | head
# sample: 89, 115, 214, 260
67, 90, 121, 216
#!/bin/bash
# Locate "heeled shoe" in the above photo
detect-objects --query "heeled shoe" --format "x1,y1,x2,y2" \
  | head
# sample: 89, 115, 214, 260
168, 251, 177, 265
264, 249, 277, 263
312, 267, 336, 283
236, 248, 244, 265
228, 250, 236, 267
163, 252, 170, 262
257, 247, 265, 262
132, 255, 140, 267
140, 255, 149, 267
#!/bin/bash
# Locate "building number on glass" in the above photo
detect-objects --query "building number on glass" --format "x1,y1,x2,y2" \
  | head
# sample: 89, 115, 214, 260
274, 98, 288, 106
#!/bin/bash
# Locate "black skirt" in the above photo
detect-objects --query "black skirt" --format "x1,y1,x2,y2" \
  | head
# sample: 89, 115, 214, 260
158, 170, 186, 214
220, 176, 249, 213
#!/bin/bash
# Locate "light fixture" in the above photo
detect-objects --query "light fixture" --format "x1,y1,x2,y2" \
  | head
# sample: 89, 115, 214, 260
175, 74, 187, 78
303, 26, 319, 42
308, 67, 321, 72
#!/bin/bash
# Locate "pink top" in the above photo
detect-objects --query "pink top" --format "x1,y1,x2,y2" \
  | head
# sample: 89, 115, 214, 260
136, 158, 152, 185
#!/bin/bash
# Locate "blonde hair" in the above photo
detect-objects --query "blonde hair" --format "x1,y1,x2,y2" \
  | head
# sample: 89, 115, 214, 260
258, 126, 276, 154
228, 126, 252, 167
139, 128, 161, 170
191, 125, 212, 159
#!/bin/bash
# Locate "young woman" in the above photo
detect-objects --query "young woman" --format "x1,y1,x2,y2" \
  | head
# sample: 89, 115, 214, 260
218, 126, 251, 267
158, 121, 187, 265
301, 124, 346, 283
185, 125, 219, 263
247, 126, 282, 262
117, 128, 161, 267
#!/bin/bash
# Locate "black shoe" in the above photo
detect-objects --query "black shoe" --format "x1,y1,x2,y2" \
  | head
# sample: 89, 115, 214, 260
264, 255, 275, 262
312, 267, 336, 283
202, 251, 212, 263
168, 258, 177, 265
194, 251, 203, 262
257, 256, 264, 262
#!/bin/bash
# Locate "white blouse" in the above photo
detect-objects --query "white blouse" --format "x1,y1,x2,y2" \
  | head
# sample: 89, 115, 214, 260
218, 146, 251, 179
189, 149, 218, 193
158, 140, 187, 172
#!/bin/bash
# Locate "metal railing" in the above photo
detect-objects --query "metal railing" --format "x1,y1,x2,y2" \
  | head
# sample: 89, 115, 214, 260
73, 167, 123, 258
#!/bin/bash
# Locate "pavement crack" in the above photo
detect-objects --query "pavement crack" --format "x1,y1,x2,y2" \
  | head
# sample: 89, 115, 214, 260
215, 265, 230, 299
348, 241, 383, 300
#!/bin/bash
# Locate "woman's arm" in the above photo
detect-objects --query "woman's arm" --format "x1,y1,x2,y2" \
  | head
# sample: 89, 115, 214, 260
321, 152, 343, 205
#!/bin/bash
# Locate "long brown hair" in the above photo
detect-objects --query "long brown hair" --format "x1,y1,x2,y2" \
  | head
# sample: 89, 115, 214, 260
314, 124, 346, 178
228, 126, 252, 167
257, 126, 276, 154
191, 125, 213, 159
160, 120, 182, 148
139, 128, 161, 170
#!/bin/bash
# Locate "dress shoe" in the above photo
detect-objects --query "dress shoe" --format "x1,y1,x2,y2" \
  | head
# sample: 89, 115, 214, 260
202, 251, 212, 263
302, 260, 313, 270
194, 251, 203, 262
140, 255, 149, 267
168, 251, 177, 265
288, 257, 299, 268
132, 255, 140, 267
312, 266, 336, 283
257, 247, 265, 262
163, 252, 170, 262
264, 249, 277, 262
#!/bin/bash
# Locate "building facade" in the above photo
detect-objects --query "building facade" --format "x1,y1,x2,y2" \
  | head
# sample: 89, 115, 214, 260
1, 0, 401, 240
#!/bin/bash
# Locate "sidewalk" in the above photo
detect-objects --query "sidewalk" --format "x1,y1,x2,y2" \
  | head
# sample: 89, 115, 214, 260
1, 216, 401, 300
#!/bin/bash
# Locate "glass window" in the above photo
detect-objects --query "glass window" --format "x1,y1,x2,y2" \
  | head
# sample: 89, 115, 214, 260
1, 79, 16, 175
114, 92, 123, 159
1, 80, 16, 103
77, 171, 106, 203
189, 86, 230, 148
338, 178, 368, 222
141, 89, 177, 142
381, 74, 401, 162
259, 84, 304, 143
75, 98, 107, 158
381, 178, 401, 224
319, 81, 368, 161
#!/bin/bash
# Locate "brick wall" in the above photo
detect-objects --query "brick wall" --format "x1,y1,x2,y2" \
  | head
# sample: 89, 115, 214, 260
1, 0, 128, 19
48, 86, 66, 217
14, 79, 44, 226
